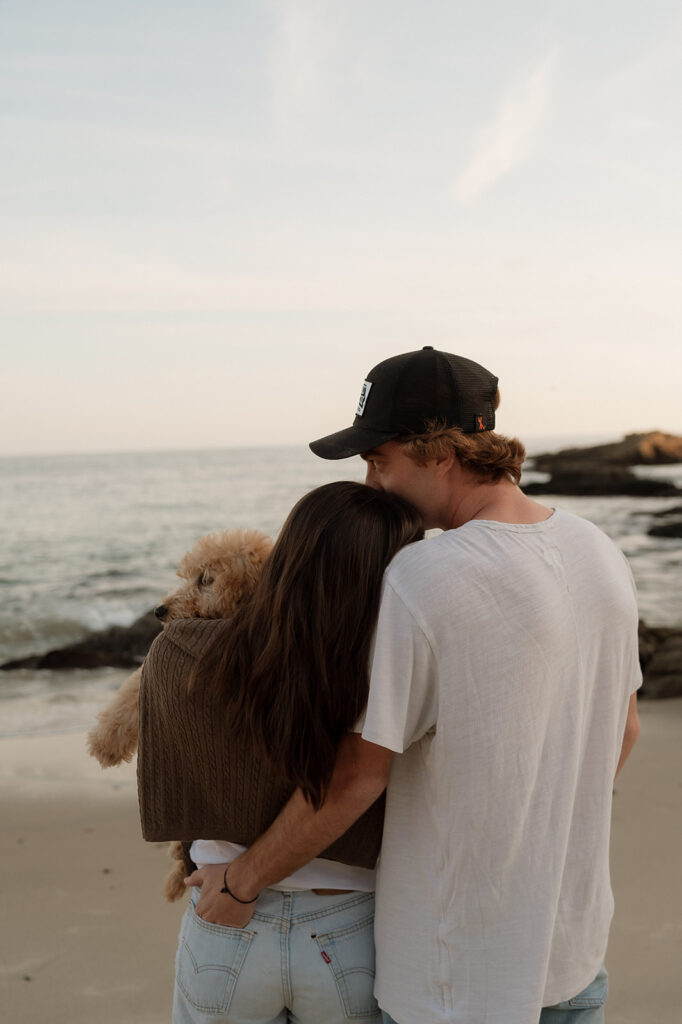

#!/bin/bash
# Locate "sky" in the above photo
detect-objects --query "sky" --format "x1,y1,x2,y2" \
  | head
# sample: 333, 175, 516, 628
1, 0, 681, 456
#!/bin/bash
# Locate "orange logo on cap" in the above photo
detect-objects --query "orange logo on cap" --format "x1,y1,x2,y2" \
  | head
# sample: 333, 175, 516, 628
476, 416, 485, 431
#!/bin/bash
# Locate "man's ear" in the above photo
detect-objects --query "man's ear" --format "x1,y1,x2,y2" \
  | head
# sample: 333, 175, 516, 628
433, 451, 456, 476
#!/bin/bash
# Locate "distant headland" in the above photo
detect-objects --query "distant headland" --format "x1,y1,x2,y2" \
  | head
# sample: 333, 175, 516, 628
524, 431, 682, 498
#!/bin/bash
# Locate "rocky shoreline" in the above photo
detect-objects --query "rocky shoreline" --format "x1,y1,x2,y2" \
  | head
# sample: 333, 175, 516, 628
3, 432, 680, 697
2, 610, 680, 700
0, 611, 161, 672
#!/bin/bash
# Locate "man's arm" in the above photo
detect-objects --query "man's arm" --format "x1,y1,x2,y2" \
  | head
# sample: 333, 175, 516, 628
615, 692, 640, 778
185, 732, 394, 926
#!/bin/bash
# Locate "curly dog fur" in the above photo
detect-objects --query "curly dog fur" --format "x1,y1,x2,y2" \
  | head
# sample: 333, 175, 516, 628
86, 528, 272, 900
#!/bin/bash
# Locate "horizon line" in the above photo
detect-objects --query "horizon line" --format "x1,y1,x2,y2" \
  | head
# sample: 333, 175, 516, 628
1, 430, 670, 461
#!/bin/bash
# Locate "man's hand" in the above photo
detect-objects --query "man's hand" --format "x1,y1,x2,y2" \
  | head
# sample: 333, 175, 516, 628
182, 734, 393, 926
184, 863, 257, 929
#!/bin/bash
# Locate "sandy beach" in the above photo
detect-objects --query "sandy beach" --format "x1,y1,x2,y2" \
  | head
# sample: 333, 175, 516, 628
2, 699, 681, 1024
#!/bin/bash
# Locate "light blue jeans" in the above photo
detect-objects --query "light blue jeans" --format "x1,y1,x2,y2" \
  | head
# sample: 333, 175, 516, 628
173, 887, 381, 1024
380, 966, 608, 1024
539, 967, 608, 1023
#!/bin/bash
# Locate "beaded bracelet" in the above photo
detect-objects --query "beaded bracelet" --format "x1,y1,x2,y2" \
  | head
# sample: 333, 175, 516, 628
220, 866, 259, 904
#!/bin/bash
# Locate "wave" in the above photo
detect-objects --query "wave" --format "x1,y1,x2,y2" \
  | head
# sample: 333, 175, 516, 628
2, 443, 680, 737
0, 596, 155, 663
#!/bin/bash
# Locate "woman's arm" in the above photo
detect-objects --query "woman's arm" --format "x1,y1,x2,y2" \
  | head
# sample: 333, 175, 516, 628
186, 733, 394, 926
615, 692, 640, 778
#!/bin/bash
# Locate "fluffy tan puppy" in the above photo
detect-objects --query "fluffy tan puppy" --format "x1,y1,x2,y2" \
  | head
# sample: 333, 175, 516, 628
86, 528, 273, 899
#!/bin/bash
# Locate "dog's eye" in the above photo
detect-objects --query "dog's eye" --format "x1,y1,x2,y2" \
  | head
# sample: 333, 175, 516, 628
199, 572, 214, 587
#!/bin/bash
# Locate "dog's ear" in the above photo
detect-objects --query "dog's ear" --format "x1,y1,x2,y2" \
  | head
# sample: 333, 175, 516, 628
176, 551, 194, 580
223, 554, 259, 603
236, 534, 273, 591
213, 534, 272, 615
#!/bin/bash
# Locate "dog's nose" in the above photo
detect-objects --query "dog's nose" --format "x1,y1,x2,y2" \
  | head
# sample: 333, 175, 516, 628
154, 604, 168, 620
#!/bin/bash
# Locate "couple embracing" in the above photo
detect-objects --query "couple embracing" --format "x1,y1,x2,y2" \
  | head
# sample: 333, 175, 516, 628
139, 347, 641, 1024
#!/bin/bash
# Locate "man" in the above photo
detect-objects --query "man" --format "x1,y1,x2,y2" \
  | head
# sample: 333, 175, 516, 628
188, 347, 641, 1023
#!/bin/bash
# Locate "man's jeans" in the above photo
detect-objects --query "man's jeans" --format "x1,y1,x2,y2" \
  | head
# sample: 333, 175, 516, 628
539, 967, 608, 1024
380, 966, 608, 1024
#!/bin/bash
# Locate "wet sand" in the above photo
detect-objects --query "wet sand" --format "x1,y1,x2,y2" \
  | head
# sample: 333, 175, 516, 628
1, 698, 680, 1023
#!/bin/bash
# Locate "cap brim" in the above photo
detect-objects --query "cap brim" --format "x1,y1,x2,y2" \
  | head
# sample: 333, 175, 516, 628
309, 424, 400, 460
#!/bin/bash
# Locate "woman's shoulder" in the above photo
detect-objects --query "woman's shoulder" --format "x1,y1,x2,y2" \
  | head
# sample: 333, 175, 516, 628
145, 618, 230, 673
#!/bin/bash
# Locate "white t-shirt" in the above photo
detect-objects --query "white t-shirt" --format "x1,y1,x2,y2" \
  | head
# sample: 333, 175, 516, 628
190, 839, 375, 892
359, 510, 641, 1024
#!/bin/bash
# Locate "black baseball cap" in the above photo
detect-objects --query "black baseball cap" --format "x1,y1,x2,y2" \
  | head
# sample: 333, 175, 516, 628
309, 347, 499, 460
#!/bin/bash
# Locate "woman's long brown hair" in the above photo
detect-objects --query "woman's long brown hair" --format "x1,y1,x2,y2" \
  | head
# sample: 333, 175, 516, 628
196, 481, 424, 809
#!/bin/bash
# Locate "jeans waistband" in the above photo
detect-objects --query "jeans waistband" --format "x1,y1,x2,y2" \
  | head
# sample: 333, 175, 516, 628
250, 888, 375, 926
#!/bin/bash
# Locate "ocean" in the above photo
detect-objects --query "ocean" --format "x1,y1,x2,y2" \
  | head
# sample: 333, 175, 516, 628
1, 441, 681, 737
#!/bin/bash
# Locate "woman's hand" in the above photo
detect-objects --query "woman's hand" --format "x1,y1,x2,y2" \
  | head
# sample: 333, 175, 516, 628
184, 864, 257, 929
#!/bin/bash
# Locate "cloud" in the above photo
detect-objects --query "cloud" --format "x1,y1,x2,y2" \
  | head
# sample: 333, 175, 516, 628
267, 0, 342, 133
603, 20, 682, 95
453, 48, 557, 203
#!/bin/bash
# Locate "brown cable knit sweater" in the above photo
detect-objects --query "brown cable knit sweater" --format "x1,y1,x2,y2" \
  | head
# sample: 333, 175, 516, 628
137, 618, 385, 874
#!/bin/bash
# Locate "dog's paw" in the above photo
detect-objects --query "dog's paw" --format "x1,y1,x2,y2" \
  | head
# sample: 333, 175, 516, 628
86, 726, 133, 768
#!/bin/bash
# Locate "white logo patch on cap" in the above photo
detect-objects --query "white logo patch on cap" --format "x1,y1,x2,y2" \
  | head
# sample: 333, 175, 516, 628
356, 380, 372, 417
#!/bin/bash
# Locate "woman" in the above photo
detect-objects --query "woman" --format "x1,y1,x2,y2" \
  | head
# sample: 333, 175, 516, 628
137, 481, 424, 1024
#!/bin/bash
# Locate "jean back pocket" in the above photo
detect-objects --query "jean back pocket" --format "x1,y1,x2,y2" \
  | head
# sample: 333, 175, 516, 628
314, 910, 380, 1020
176, 904, 254, 1015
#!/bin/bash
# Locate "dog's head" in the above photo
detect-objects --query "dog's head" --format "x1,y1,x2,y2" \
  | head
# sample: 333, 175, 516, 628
155, 529, 273, 623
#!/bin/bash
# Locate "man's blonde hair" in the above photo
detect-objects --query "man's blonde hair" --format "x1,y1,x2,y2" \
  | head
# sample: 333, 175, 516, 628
399, 393, 526, 485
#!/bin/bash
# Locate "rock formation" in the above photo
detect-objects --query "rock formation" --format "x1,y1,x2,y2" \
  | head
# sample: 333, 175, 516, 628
523, 471, 679, 497
524, 431, 682, 497
2, 611, 680, 699
646, 503, 682, 539
639, 622, 682, 699
531, 431, 682, 472
0, 611, 161, 671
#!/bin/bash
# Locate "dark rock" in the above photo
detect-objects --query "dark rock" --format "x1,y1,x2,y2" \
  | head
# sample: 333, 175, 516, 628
0, 610, 161, 671
524, 431, 682, 495
648, 520, 682, 539
650, 505, 682, 518
532, 431, 682, 473
638, 621, 660, 670
3, 608, 680, 699
523, 470, 680, 497
639, 626, 682, 699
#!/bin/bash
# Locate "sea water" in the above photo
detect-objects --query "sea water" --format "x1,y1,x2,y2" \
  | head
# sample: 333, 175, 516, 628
1, 442, 680, 736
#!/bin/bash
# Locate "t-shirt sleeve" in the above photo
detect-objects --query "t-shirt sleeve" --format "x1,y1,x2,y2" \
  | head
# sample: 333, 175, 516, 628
357, 579, 437, 753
